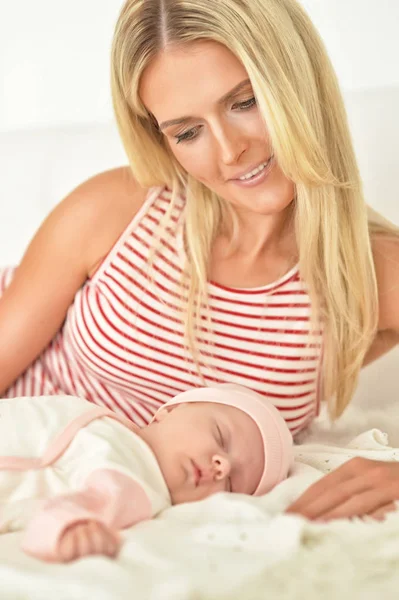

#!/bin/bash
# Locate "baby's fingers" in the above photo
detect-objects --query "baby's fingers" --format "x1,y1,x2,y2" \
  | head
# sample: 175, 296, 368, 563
58, 521, 119, 562
58, 526, 79, 562
87, 522, 119, 558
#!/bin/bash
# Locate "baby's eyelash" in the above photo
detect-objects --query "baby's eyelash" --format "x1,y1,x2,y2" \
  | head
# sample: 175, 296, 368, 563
217, 425, 224, 448
174, 96, 257, 144
216, 424, 232, 492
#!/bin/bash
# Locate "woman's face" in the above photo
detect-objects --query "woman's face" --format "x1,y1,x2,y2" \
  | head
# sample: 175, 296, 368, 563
139, 40, 295, 217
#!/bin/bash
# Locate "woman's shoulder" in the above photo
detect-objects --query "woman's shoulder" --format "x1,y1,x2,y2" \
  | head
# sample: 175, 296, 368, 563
74, 165, 149, 229
62, 166, 151, 276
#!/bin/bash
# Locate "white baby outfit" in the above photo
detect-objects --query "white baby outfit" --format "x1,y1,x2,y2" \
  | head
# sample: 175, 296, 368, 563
0, 395, 170, 560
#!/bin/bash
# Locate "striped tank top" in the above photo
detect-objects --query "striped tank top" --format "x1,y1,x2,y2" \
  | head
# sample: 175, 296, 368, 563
1, 186, 323, 436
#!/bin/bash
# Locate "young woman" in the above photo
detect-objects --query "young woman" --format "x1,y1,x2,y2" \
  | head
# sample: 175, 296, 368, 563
0, 0, 398, 520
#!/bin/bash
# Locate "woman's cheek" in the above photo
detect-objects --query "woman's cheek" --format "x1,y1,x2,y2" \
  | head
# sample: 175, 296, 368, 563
182, 156, 215, 184
169, 138, 214, 181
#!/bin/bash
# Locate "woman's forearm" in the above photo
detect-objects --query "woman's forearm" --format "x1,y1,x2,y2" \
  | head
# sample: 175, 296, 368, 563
362, 328, 399, 367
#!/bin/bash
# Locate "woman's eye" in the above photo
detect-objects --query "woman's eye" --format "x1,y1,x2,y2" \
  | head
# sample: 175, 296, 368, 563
174, 126, 201, 144
174, 97, 256, 144
234, 96, 257, 110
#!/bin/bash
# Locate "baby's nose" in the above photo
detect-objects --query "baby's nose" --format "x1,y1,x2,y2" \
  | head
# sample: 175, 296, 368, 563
212, 453, 231, 481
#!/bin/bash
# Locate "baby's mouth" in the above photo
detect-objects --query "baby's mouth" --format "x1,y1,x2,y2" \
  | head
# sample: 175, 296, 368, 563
191, 460, 202, 486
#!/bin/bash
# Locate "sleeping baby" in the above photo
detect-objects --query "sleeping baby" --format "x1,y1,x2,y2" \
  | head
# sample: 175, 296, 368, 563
0, 383, 293, 562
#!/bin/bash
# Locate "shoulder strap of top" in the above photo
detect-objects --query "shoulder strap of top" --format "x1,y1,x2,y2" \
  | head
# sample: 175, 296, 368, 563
90, 186, 165, 284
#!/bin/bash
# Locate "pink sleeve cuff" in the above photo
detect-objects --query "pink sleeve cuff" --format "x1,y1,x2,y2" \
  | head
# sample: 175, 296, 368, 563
21, 492, 119, 561
21, 469, 152, 562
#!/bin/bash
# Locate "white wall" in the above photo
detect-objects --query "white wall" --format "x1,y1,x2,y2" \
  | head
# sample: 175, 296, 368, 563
0, 0, 398, 131
0, 0, 125, 131
301, 0, 399, 90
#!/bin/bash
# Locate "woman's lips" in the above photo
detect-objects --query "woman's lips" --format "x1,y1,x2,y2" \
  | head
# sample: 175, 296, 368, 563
228, 155, 275, 188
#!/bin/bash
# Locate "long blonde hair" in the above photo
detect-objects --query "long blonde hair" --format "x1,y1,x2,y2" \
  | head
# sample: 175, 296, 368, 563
110, 0, 399, 419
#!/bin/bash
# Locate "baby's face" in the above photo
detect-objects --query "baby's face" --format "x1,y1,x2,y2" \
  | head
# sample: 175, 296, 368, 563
140, 402, 264, 504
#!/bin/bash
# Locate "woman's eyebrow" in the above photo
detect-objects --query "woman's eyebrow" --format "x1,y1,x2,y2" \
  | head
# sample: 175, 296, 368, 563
158, 78, 252, 131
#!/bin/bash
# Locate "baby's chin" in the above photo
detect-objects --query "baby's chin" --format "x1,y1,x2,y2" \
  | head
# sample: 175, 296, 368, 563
169, 488, 211, 505
169, 489, 193, 505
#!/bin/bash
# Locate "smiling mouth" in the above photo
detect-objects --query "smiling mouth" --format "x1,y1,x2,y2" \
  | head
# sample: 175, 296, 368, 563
229, 155, 274, 182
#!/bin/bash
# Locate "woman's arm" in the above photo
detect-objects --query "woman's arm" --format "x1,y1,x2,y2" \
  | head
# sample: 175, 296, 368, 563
363, 329, 399, 366
286, 238, 399, 523
363, 236, 399, 367
0, 167, 147, 395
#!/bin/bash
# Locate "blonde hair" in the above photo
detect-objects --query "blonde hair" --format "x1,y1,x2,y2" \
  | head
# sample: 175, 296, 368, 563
110, 0, 399, 419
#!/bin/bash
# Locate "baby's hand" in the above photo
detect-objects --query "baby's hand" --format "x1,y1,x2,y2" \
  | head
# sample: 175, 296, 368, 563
58, 520, 120, 562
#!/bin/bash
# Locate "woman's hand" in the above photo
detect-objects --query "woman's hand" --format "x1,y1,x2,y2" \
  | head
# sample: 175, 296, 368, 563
286, 457, 399, 522
58, 520, 120, 562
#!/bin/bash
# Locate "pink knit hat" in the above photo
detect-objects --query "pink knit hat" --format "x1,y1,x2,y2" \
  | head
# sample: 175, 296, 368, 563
161, 383, 293, 496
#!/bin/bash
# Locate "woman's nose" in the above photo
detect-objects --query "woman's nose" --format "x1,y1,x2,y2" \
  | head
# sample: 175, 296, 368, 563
214, 123, 247, 166
212, 453, 231, 481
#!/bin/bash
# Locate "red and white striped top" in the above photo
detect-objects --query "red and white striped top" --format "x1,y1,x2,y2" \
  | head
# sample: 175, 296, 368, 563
1, 186, 323, 436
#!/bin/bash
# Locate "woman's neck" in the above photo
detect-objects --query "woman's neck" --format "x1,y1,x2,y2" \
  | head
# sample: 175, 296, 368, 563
218, 204, 296, 262
209, 206, 298, 288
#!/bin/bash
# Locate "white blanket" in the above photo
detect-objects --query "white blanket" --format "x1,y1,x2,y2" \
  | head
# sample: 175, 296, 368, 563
1, 402, 399, 600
